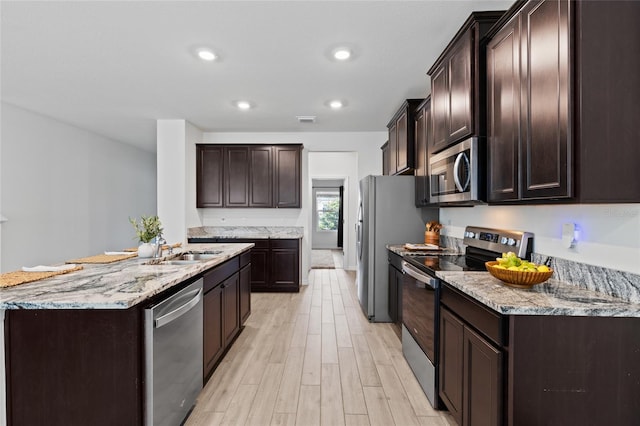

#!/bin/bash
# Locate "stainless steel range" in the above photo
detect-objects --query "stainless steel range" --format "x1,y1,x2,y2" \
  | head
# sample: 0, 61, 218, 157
400, 226, 533, 409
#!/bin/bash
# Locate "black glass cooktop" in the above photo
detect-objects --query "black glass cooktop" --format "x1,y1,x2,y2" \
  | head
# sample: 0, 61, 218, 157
403, 254, 489, 274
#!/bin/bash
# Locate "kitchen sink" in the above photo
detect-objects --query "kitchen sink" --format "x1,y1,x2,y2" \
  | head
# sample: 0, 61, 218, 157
144, 250, 222, 266
183, 253, 220, 261
159, 260, 201, 265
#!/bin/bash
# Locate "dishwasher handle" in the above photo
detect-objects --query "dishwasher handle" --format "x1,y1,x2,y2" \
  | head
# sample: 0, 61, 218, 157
155, 288, 203, 328
402, 261, 439, 289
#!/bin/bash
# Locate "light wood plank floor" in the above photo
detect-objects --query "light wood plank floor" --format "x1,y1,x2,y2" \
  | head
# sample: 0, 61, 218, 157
186, 269, 456, 426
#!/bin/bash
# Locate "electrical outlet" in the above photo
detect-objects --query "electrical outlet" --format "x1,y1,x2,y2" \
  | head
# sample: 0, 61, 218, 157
562, 223, 579, 248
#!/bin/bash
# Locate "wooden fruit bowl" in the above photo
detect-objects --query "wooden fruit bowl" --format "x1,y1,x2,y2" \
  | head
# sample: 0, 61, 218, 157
485, 261, 553, 289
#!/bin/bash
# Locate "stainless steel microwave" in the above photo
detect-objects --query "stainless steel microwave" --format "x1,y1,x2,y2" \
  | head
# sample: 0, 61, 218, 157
428, 137, 484, 204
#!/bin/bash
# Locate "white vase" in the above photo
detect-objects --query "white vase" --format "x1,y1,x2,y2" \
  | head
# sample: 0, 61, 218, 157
138, 242, 156, 258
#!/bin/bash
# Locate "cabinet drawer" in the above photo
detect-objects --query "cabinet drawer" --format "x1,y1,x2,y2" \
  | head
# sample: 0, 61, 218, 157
440, 283, 505, 347
240, 250, 251, 268
204, 257, 240, 293
187, 238, 218, 243
271, 239, 299, 249
216, 238, 269, 249
252, 239, 270, 249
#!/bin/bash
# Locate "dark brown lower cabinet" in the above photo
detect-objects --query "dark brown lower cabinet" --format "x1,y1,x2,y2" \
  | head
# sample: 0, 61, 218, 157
222, 273, 240, 343
4, 309, 144, 426
439, 307, 465, 424
203, 257, 242, 380
387, 250, 403, 336
270, 239, 300, 291
239, 251, 251, 324
204, 282, 224, 377
440, 285, 505, 426
440, 283, 640, 426
440, 310, 505, 425
206, 238, 300, 292
463, 325, 502, 426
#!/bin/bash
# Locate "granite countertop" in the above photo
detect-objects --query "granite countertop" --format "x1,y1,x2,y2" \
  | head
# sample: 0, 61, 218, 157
438, 271, 640, 318
388, 244, 640, 317
386, 244, 461, 256
188, 226, 304, 239
0, 243, 253, 310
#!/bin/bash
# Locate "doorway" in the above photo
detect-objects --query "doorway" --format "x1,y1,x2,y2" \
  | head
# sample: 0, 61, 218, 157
308, 151, 357, 272
311, 178, 345, 269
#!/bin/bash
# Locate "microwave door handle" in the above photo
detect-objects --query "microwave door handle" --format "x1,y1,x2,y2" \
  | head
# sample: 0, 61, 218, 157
453, 152, 464, 192
453, 152, 466, 192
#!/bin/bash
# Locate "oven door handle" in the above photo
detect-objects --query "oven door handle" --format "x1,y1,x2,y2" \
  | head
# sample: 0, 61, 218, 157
402, 261, 439, 289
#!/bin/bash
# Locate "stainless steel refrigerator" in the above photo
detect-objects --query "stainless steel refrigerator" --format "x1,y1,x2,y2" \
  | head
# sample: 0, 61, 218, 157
356, 175, 433, 322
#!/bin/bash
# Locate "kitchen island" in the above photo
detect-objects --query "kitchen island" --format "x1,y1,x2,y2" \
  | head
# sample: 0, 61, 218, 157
0, 242, 253, 426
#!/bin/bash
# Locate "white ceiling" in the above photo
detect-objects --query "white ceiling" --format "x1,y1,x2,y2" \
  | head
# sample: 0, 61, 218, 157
1, 0, 514, 152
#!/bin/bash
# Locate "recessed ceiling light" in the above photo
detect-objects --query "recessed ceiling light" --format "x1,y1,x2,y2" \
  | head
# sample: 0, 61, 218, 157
329, 100, 344, 109
333, 48, 351, 61
196, 48, 216, 61
236, 101, 252, 110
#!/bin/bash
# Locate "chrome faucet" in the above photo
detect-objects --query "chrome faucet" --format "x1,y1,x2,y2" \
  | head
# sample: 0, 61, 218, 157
155, 235, 166, 258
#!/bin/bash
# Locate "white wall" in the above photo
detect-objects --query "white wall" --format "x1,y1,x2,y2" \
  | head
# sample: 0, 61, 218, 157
157, 120, 203, 245
440, 204, 640, 274
177, 131, 386, 282
0, 103, 157, 272
0, 102, 3, 269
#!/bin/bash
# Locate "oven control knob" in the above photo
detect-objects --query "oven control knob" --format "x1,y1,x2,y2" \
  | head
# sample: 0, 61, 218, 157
508, 238, 517, 246
500, 237, 508, 245
466, 231, 475, 238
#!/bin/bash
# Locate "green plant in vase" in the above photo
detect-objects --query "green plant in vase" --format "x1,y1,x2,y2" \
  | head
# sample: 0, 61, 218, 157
129, 215, 163, 257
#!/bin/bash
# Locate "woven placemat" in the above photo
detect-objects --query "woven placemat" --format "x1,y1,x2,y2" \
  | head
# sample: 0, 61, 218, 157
0, 265, 84, 288
66, 253, 137, 264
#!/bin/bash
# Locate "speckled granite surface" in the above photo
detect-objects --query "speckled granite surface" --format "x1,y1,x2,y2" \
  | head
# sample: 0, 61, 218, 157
532, 253, 640, 304
387, 240, 640, 317
188, 226, 304, 239
438, 271, 640, 317
0, 243, 253, 310
386, 244, 461, 257
439, 234, 466, 253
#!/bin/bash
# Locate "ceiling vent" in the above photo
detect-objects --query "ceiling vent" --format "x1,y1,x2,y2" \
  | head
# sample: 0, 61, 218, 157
297, 116, 316, 123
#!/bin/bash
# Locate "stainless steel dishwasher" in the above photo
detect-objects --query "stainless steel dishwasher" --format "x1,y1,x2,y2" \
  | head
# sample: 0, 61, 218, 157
145, 278, 203, 426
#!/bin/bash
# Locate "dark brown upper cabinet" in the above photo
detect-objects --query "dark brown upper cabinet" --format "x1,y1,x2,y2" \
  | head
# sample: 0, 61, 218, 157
381, 141, 389, 175
428, 12, 504, 154
196, 145, 224, 207
487, 0, 570, 202
224, 146, 250, 207
486, 0, 640, 203
197, 144, 302, 208
273, 145, 302, 208
388, 122, 398, 175
414, 97, 432, 206
386, 99, 424, 175
248, 146, 273, 207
